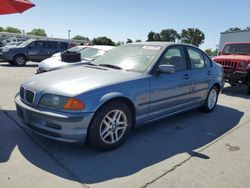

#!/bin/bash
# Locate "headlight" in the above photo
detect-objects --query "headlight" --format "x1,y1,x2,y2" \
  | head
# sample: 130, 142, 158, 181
239, 61, 245, 67
39, 94, 85, 110
2, 48, 9, 52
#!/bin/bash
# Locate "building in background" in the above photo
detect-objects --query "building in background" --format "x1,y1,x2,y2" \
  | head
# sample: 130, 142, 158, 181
218, 29, 250, 52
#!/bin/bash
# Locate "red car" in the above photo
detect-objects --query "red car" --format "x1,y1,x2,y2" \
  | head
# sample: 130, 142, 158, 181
213, 42, 250, 95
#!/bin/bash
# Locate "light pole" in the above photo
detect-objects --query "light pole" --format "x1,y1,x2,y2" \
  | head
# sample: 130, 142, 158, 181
68, 29, 71, 41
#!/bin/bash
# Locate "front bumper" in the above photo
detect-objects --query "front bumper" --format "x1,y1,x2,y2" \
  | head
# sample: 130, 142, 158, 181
36, 67, 48, 74
224, 71, 248, 83
15, 95, 94, 144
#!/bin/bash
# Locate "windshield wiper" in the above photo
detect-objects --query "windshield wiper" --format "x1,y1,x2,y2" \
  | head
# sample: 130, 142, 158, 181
83, 62, 97, 66
98, 64, 123, 70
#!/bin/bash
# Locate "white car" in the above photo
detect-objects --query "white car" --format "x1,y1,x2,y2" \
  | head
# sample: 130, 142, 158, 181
37, 45, 114, 73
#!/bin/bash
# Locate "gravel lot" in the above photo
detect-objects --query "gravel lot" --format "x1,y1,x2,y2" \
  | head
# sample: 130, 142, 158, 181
0, 62, 250, 188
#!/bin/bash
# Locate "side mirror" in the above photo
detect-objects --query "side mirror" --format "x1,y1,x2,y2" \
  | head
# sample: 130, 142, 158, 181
158, 64, 175, 74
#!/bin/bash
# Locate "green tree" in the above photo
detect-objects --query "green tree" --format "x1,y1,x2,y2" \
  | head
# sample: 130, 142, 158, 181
126, 38, 133, 43
153, 33, 161, 41
147, 31, 156, 41
4, 26, 21, 34
160, 29, 180, 42
93, 36, 115, 46
116, 41, 124, 46
205, 48, 213, 56
27, 28, 47, 36
225, 27, 241, 32
205, 48, 218, 56
135, 39, 142, 42
180, 28, 205, 47
0, 27, 4, 32
72, 35, 89, 41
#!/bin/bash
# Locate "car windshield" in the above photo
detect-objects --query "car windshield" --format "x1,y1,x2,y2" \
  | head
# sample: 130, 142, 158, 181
80, 47, 106, 61
18, 39, 34, 47
67, 46, 85, 52
93, 44, 162, 72
223, 43, 250, 55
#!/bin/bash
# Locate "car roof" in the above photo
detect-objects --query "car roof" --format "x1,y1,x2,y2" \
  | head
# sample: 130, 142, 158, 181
28, 39, 69, 43
124, 41, 197, 48
78, 45, 115, 51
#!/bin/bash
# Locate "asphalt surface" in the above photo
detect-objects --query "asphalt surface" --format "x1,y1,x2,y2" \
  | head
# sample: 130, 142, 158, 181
0, 62, 250, 188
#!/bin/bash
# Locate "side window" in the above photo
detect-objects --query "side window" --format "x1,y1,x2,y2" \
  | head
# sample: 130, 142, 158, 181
59, 42, 68, 51
159, 46, 187, 72
46, 42, 57, 49
187, 47, 205, 69
203, 54, 212, 68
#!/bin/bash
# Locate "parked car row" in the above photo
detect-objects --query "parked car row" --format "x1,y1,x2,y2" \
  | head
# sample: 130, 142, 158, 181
15, 42, 224, 150
0, 39, 73, 66
37, 45, 114, 73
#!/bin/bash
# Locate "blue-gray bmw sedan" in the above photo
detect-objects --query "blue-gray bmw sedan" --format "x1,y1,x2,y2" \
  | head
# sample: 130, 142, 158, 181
15, 42, 224, 150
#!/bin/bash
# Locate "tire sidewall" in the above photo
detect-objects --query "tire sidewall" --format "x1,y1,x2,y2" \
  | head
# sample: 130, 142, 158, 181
88, 101, 132, 150
203, 86, 219, 112
14, 55, 26, 66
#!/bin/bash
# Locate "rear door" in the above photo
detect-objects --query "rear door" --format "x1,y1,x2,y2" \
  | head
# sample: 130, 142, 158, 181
186, 46, 212, 104
27, 41, 47, 61
149, 45, 193, 119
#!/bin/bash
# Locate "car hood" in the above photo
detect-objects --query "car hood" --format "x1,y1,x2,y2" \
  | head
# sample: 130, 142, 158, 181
39, 56, 89, 70
213, 54, 250, 61
23, 65, 143, 96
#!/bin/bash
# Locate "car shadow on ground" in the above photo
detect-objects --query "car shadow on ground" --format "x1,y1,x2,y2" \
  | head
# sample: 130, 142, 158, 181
0, 62, 38, 68
0, 105, 244, 184
222, 85, 250, 99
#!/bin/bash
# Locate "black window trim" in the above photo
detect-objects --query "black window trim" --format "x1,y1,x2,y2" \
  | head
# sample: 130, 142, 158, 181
150, 44, 189, 74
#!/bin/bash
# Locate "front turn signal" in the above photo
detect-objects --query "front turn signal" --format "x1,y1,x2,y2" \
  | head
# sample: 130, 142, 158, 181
64, 98, 85, 110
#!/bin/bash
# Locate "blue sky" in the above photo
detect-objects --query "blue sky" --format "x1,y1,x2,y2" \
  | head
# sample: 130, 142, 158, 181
1, 0, 250, 50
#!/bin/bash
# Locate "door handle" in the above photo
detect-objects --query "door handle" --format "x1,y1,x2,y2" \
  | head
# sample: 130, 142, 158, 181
183, 74, 189, 80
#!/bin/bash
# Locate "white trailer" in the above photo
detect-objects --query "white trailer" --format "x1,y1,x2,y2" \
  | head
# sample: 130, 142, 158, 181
219, 30, 250, 52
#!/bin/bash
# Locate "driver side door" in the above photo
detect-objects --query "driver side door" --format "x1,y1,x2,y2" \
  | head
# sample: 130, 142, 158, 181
149, 45, 193, 119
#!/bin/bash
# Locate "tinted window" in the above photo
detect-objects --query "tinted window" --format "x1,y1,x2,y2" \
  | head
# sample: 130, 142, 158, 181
187, 47, 205, 69
29, 41, 45, 49
159, 46, 186, 72
46, 41, 57, 49
59, 42, 68, 51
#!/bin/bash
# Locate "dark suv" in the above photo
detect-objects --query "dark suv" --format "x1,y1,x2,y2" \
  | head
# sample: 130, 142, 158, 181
213, 42, 250, 95
0, 39, 69, 66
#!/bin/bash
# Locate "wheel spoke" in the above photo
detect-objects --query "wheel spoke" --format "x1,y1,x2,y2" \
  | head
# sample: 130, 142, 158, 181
110, 132, 115, 142
103, 130, 111, 139
99, 109, 128, 144
103, 119, 110, 127
101, 127, 109, 137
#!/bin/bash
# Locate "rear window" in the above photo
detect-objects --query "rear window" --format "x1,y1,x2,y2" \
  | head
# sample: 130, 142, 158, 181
59, 42, 69, 51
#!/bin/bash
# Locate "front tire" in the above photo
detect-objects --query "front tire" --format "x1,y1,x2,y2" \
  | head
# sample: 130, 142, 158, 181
88, 101, 132, 150
13, 55, 26, 66
201, 86, 219, 112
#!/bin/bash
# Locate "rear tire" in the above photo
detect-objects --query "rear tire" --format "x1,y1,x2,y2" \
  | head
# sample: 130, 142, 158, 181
13, 55, 26, 66
87, 101, 132, 150
247, 65, 250, 95
247, 84, 250, 95
201, 86, 219, 112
